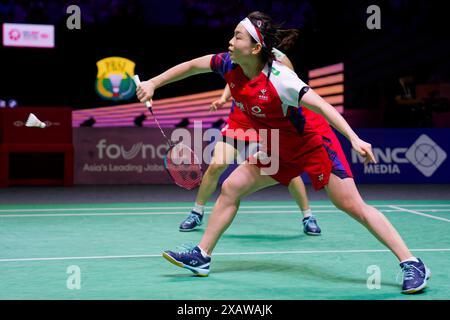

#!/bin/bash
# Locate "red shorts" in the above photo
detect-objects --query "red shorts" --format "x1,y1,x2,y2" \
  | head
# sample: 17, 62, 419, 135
250, 129, 353, 190
221, 119, 259, 142
223, 106, 353, 189
221, 103, 260, 142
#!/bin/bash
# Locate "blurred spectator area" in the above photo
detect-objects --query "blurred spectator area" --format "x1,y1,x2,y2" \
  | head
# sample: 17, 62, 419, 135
0, 1, 442, 30
0, 0, 145, 25
417, 83, 450, 128
1, 0, 449, 128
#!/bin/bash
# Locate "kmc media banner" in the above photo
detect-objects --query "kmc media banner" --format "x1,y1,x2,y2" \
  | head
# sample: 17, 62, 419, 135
222, 128, 450, 185
337, 128, 450, 184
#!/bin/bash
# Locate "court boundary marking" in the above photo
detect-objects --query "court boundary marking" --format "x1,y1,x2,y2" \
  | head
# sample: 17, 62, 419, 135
1, 248, 449, 263
0, 208, 434, 218
0, 203, 450, 213
0, 204, 449, 218
389, 205, 450, 223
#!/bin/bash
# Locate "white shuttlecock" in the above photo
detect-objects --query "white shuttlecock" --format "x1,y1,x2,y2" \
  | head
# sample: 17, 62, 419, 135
25, 113, 46, 128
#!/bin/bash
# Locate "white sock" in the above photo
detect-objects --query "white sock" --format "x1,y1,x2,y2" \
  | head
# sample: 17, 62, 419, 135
192, 202, 205, 215
197, 245, 210, 258
401, 256, 419, 264
302, 208, 312, 218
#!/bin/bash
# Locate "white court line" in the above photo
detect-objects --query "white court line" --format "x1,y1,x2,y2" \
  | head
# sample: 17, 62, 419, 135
0, 209, 348, 218
389, 205, 450, 223
0, 203, 449, 213
1, 207, 450, 218
0, 209, 407, 218
395, 204, 450, 207
0, 205, 333, 213
2, 208, 449, 218
0, 248, 449, 263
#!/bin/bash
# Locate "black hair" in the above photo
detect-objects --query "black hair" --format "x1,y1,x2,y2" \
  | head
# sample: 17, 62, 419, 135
247, 11, 299, 81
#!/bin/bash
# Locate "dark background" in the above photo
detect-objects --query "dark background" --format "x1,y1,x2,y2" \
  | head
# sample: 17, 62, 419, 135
1, 0, 449, 127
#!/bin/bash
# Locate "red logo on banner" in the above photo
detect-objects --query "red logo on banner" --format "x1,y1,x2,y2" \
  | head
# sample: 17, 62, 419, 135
8, 29, 21, 41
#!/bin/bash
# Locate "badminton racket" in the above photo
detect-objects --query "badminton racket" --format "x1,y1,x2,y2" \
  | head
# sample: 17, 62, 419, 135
133, 75, 202, 190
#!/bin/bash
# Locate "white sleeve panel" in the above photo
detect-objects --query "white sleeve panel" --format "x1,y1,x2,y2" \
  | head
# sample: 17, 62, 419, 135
269, 61, 308, 112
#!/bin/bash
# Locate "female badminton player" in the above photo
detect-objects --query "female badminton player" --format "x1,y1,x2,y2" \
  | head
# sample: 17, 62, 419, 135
179, 47, 322, 236
136, 11, 430, 294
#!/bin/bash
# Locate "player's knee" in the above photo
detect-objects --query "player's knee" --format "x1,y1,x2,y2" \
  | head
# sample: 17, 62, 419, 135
207, 163, 228, 177
334, 198, 366, 220
350, 204, 368, 222
357, 203, 379, 222
221, 178, 245, 199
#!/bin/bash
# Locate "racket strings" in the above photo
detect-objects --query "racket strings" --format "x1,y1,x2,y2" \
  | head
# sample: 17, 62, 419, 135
166, 143, 202, 190
144, 97, 202, 189
147, 108, 174, 147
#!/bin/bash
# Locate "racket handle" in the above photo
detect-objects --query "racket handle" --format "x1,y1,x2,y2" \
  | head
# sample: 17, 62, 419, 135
133, 75, 152, 109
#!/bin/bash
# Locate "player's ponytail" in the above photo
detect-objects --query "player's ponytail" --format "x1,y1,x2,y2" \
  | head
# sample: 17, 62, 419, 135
276, 29, 299, 52
247, 12, 299, 81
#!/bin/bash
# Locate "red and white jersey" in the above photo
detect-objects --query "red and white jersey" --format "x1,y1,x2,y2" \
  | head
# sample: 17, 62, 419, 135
210, 52, 325, 161
222, 48, 287, 141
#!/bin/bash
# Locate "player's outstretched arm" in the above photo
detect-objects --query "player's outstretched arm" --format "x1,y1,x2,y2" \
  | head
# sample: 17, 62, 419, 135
136, 54, 214, 104
221, 84, 232, 101
210, 84, 232, 112
301, 89, 377, 164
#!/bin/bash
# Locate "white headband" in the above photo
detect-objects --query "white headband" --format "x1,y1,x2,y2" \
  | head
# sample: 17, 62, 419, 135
239, 17, 266, 48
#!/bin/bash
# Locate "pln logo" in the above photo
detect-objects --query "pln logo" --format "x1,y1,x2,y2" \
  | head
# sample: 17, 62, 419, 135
8, 29, 21, 41
95, 57, 136, 101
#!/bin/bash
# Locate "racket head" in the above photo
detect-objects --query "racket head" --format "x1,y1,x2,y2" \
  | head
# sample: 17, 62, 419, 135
163, 142, 203, 190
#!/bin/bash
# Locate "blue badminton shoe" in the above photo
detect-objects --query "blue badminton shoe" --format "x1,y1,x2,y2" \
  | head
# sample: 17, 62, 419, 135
179, 211, 203, 232
162, 245, 210, 276
303, 216, 321, 236
399, 258, 431, 294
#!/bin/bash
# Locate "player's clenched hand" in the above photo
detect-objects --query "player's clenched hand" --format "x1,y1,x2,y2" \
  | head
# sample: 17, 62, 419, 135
351, 137, 377, 165
210, 97, 227, 112
136, 80, 155, 105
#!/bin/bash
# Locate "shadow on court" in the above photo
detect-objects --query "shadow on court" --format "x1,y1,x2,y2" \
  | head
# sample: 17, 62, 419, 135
161, 259, 399, 289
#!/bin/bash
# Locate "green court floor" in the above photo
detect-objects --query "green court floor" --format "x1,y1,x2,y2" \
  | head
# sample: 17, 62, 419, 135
0, 200, 449, 300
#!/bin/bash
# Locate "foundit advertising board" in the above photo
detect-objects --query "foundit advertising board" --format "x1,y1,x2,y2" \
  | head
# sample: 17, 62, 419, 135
73, 127, 212, 185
